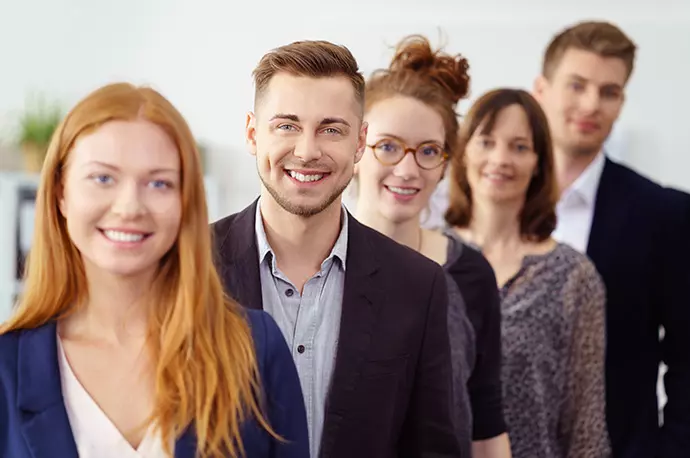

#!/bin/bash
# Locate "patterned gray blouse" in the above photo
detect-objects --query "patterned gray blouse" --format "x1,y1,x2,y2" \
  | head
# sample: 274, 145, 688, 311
497, 243, 610, 457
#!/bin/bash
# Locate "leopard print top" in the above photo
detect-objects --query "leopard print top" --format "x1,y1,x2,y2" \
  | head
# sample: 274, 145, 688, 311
499, 243, 610, 457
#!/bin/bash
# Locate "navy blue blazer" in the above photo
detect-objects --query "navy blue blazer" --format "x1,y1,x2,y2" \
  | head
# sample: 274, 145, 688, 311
587, 158, 690, 458
0, 309, 310, 458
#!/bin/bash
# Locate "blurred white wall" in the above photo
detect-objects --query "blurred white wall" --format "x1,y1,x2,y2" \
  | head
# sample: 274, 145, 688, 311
1, 0, 689, 217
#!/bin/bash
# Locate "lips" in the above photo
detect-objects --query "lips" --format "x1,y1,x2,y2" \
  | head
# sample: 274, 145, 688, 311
482, 172, 511, 182
385, 185, 420, 196
99, 229, 152, 243
574, 120, 599, 132
285, 169, 331, 184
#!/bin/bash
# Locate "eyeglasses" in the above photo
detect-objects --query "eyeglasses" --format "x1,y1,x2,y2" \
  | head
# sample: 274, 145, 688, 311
367, 137, 448, 170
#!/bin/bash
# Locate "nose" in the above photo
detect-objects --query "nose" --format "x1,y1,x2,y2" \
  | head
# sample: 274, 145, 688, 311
579, 86, 601, 113
392, 151, 421, 180
487, 142, 512, 166
111, 181, 146, 219
293, 133, 322, 163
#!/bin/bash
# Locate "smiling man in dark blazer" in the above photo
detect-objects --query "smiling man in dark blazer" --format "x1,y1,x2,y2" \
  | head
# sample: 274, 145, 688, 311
211, 40, 463, 458
534, 21, 690, 457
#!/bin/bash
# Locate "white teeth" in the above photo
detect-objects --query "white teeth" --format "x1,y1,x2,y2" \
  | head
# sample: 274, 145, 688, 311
485, 173, 508, 180
103, 230, 145, 242
288, 171, 324, 182
387, 186, 418, 195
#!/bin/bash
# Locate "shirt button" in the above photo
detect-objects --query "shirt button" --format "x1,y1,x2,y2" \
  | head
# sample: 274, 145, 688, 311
297, 345, 305, 354
285, 288, 294, 297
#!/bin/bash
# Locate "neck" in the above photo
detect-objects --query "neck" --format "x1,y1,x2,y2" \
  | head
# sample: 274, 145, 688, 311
355, 202, 421, 252
64, 266, 154, 344
554, 145, 600, 194
259, 194, 343, 269
468, 198, 523, 252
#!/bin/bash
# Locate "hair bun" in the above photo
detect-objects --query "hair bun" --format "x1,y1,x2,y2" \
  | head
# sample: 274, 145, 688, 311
389, 35, 470, 104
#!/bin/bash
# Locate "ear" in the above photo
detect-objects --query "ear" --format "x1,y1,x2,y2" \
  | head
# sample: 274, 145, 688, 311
245, 111, 258, 157
57, 182, 67, 217
354, 120, 368, 164
532, 75, 548, 102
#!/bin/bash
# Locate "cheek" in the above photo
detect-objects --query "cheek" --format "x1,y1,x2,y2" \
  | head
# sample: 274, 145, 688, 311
150, 194, 182, 230
420, 170, 444, 197
357, 155, 388, 191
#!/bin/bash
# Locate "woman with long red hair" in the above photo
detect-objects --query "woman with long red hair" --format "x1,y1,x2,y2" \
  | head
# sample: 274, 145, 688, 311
0, 82, 309, 458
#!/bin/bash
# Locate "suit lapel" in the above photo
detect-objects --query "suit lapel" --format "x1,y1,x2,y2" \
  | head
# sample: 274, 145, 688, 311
587, 159, 629, 276
17, 322, 80, 458
214, 199, 263, 310
320, 216, 384, 456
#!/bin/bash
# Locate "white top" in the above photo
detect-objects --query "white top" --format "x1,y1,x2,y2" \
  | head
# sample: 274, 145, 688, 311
552, 152, 606, 253
58, 338, 170, 458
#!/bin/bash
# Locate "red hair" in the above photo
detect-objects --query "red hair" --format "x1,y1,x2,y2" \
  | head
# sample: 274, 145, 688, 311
1, 83, 277, 457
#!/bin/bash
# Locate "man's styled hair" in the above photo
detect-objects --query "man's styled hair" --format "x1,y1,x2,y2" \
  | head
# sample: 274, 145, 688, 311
542, 21, 637, 82
252, 40, 365, 108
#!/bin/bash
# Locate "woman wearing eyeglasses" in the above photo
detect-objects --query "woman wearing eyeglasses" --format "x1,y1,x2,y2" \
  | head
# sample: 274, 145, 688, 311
352, 35, 512, 458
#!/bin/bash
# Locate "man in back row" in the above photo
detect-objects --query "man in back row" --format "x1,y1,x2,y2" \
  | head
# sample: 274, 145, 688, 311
212, 41, 465, 457
533, 21, 690, 458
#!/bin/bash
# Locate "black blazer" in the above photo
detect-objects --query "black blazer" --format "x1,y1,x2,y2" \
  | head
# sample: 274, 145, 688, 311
587, 158, 690, 458
211, 200, 462, 458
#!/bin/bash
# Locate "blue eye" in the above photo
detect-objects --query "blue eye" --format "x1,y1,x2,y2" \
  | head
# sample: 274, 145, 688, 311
378, 142, 396, 152
92, 174, 113, 185
150, 180, 172, 189
420, 146, 441, 156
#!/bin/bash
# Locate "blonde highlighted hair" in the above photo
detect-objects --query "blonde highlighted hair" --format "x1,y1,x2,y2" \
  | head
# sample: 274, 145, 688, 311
1, 83, 277, 457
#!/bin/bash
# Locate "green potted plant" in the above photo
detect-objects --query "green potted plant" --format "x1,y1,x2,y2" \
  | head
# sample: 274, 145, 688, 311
17, 96, 62, 173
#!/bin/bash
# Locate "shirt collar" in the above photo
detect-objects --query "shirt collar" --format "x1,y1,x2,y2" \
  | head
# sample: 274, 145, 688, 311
254, 198, 349, 270
562, 150, 606, 205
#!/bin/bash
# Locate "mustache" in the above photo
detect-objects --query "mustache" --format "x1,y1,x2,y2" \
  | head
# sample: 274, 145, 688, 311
278, 157, 332, 172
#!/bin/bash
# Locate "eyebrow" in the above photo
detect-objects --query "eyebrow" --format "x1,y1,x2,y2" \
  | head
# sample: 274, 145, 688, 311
270, 113, 351, 128
377, 133, 443, 146
84, 160, 179, 174
566, 73, 623, 90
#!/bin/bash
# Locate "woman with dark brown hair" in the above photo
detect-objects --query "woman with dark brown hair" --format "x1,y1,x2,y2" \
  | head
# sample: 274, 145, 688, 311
353, 34, 511, 458
447, 88, 610, 457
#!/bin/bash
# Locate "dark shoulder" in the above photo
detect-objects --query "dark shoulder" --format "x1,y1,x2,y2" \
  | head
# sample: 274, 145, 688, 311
447, 239, 496, 284
605, 159, 665, 199
210, 211, 242, 245
0, 329, 22, 386
242, 309, 286, 367
355, 219, 445, 281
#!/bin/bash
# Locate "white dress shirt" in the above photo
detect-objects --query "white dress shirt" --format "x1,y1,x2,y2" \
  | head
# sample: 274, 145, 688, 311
552, 152, 606, 253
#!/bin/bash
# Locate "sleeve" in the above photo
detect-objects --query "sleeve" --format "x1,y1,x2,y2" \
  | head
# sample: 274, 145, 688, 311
659, 188, 690, 456
261, 312, 311, 458
455, 248, 507, 440
558, 260, 611, 458
398, 267, 465, 458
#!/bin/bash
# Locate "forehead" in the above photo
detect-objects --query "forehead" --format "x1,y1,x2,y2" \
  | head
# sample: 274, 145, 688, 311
366, 96, 445, 144
257, 73, 361, 123
70, 119, 180, 169
553, 48, 628, 86
480, 105, 532, 138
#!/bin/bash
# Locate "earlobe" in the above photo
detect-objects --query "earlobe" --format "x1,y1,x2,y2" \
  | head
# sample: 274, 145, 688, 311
246, 112, 258, 157
355, 121, 368, 164
533, 75, 546, 100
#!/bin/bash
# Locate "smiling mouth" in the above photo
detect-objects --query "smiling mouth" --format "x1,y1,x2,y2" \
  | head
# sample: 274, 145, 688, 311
285, 170, 330, 183
385, 185, 420, 196
99, 229, 152, 243
483, 172, 511, 182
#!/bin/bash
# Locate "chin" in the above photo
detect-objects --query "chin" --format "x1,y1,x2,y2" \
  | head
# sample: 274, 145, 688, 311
381, 206, 419, 225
